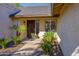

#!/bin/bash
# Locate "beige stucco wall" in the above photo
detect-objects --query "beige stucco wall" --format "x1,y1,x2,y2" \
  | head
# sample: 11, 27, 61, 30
57, 4, 79, 55
39, 19, 45, 38
16, 18, 56, 38
16, 18, 46, 38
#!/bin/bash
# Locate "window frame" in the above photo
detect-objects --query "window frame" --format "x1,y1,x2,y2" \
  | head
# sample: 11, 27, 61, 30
45, 19, 56, 32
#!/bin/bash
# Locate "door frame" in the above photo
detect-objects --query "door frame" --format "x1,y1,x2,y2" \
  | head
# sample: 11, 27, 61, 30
27, 20, 35, 38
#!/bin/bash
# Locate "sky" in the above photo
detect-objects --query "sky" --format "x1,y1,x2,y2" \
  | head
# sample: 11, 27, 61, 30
20, 3, 50, 7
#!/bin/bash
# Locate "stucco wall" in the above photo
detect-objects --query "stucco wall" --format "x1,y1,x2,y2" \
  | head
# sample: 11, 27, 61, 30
16, 18, 56, 38
39, 19, 45, 38
0, 4, 19, 38
17, 18, 46, 38
57, 4, 79, 55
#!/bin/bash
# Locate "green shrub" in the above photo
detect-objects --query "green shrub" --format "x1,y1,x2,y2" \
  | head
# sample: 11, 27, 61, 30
10, 25, 25, 46
43, 31, 55, 43
18, 25, 26, 33
41, 42, 52, 55
10, 25, 26, 39
17, 25, 26, 39
12, 36, 20, 46
41, 31, 56, 55
0, 38, 10, 49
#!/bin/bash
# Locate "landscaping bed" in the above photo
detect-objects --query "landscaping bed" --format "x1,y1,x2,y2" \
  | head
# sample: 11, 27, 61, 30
0, 41, 24, 56
0, 24, 27, 56
41, 31, 63, 56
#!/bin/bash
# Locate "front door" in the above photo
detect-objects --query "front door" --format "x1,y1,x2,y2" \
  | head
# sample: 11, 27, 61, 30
27, 20, 35, 38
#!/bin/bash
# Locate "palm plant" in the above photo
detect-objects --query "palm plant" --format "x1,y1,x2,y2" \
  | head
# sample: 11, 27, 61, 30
10, 24, 26, 46
0, 38, 10, 49
12, 36, 20, 46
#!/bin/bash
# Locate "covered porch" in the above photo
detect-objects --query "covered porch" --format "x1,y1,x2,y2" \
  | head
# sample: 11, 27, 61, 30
11, 16, 57, 39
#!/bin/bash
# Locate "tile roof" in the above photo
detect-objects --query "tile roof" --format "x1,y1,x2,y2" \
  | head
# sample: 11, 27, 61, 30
15, 6, 51, 17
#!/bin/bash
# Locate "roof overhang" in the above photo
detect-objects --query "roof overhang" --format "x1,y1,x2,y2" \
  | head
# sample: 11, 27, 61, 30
10, 3, 70, 19
52, 3, 70, 17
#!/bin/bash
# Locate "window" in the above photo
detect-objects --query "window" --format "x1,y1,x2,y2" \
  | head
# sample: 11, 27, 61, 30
45, 19, 56, 32
35, 20, 39, 34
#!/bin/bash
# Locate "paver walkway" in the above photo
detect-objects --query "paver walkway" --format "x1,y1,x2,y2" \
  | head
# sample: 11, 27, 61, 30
12, 38, 46, 56
11, 38, 63, 56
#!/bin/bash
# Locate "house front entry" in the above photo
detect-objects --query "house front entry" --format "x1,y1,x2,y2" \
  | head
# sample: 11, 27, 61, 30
27, 20, 35, 38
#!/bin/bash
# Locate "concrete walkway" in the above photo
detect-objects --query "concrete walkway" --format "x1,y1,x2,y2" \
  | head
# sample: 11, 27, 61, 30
12, 39, 46, 56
